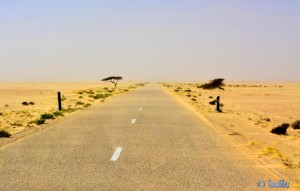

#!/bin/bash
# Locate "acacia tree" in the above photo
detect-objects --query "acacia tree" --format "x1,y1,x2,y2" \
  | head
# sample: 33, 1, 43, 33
101, 76, 123, 88
199, 78, 225, 90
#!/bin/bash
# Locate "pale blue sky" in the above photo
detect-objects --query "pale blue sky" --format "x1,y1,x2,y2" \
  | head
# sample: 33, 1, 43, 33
0, 0, 299, 82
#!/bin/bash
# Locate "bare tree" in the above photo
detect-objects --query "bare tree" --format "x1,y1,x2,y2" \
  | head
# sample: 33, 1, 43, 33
199, 78, 225, 90
101, 76, 123, 89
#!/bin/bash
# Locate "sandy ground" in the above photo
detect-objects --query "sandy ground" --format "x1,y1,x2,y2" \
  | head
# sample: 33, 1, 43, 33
162, 82, 300, 188
0, 82, 145, 135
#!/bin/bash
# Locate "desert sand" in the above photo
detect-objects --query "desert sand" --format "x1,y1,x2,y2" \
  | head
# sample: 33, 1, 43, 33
0, 82, 144, 135
1, 81, 299, 187
162, 82, 300, 187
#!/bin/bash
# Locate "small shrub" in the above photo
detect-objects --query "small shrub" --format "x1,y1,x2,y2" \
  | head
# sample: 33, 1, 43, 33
174, 89, 179, 92
167, 84, 173, 88
10, 122, 23, 127
291, 120, 300, 129
29, 101, 35, 105
0, 112, 3, 116
5, 104, 9, 107
22, 102, 29, 106
83, 103, 91, 108
53, 111, 64, 117
262, 146, 282, 158
41, 113, 54, 120
78, 96, 83, 99
0, 130, 11, 138
62, 108, 78, 113
184, 89, 192, 92
209, 100, 216, 105
282, 158, 295, 168
270, 123, 289, 135
94, 93, 112, 99
191, 98, 197, 101
87, 90, 94, 94
209, 96, 213, 99
78, 91, 83, 94
229, 132, 241, 136
34, 118, 45, 125
28, 120, 35, 125
248, 140, 259, 146
76, 101, 85, 105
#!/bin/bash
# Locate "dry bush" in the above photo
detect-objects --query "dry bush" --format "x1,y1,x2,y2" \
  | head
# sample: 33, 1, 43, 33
0, 129, 11, 138
291, 120, 300, 129
270, 123, 289, 135
199, 78, 225, 90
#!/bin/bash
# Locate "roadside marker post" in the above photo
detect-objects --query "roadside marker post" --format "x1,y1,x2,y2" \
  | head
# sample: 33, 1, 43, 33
216, 96, 222, 112
58, 92, 62, 111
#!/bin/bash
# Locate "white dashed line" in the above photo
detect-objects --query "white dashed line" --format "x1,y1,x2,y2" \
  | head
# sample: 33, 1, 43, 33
110, 147, 123, 161
131, 119, 137, 124
139, 107, 142, 111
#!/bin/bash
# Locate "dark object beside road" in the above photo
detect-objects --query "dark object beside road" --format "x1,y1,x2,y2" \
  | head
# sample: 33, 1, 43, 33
199, 78, 225, 90
291, 120, 300, 129
270, 123, 289, 135
0, 130, 11, 138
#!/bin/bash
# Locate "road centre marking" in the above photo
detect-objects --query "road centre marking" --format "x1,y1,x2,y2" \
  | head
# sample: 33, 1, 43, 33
110, 147, 123, 161
131, 119, 136, 124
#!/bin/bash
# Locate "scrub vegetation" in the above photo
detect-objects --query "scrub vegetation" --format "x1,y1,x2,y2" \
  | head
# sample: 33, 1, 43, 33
0, 82, 147, 138
161, 81, 300, 173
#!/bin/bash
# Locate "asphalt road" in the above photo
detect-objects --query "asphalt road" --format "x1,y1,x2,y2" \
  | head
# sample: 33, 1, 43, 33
0, 84, 289, 190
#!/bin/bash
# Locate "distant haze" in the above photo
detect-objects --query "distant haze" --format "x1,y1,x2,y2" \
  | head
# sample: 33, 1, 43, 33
0, 0, 299, 82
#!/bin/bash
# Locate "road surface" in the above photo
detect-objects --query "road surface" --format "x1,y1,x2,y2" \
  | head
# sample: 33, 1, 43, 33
0, 84, 290, 190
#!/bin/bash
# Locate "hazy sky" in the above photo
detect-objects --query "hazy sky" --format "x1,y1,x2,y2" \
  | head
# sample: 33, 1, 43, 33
0, 0, 299, 82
